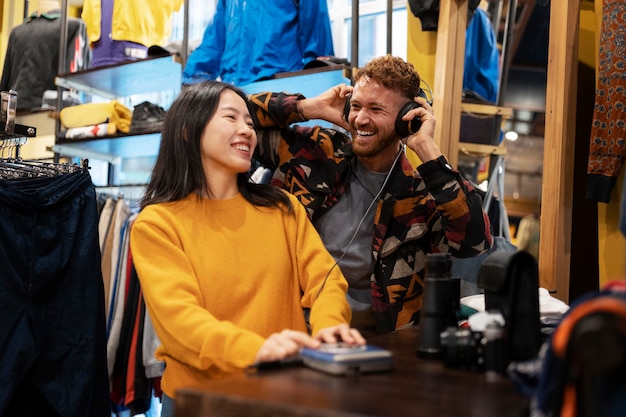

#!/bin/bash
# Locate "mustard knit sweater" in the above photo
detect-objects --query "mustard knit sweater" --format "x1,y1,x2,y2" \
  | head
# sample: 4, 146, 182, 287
130, 192, 351, 397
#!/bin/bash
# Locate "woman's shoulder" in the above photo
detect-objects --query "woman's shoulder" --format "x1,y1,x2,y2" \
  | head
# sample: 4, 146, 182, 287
280, 189, 304, 208
281, 190, 311, 221
136, 194, 199, 221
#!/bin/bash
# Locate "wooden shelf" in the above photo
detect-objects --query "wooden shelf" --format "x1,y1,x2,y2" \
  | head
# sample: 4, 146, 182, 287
504, 197, 541, 219
459, 142, 507, 156
460, 102, 513, 119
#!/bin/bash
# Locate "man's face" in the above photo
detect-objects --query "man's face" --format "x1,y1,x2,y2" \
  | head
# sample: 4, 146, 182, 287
347, 76, 406, 159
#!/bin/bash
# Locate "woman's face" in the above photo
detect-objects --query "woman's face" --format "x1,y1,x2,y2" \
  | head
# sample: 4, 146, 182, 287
199, 89, 257, 177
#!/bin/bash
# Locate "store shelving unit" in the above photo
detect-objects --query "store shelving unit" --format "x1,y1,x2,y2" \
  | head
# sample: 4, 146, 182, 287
49, 0, 188, 184
52, 56, 181, 166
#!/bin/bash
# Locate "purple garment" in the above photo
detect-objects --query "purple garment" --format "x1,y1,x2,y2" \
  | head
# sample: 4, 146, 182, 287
90, 0, 148, 68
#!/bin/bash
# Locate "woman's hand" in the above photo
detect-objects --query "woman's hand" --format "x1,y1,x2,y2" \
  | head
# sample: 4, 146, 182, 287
254, 329, 321, 363
313, 324, 366, 346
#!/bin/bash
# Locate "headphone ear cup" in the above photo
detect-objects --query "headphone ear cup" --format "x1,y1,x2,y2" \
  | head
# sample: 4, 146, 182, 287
395, 101, 421, 138
343, 94, 352, 122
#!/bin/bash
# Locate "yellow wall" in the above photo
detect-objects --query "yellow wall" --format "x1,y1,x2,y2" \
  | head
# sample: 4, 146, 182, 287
1, 0, 27, 72
585, 0, 626, 285
407, 18, 438, 95
406, 13, 437, 167
598, 172, 626, 283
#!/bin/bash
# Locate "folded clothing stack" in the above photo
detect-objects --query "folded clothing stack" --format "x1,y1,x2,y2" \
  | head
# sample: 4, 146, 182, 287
59, 100, 132, 139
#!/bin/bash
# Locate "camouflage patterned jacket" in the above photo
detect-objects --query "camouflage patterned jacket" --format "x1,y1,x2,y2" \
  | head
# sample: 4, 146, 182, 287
250, 92, 493, 333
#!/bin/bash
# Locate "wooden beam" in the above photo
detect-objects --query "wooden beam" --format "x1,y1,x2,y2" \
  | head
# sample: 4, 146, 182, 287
459, 142, 507, 156
539, 0, 579, 302
460, 103, 513, 119
433, 0, 468, 168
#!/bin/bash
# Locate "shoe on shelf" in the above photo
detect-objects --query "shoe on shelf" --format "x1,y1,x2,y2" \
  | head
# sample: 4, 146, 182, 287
130, 101, 166, 133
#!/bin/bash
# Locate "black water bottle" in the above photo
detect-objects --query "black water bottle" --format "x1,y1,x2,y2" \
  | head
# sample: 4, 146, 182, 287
417, 253, 459, 358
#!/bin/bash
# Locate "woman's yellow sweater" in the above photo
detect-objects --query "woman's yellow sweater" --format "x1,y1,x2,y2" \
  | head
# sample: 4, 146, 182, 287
130, 192, 351, 397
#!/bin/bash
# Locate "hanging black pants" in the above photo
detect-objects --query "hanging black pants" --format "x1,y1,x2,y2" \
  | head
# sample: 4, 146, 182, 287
0, 170, 110, 417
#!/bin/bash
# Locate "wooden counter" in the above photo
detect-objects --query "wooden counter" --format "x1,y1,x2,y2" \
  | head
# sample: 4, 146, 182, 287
174, 327, 529, 417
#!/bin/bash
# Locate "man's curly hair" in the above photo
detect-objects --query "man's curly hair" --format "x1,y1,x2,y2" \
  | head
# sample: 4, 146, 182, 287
354, 55, 422, 101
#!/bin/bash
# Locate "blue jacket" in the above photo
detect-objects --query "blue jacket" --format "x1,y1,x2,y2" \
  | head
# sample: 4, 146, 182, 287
463, 8, 500, 103
182, 0, 334, 86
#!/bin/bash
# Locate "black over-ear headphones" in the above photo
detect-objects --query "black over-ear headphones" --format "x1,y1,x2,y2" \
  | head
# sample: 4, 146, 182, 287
343, 85, 433, 138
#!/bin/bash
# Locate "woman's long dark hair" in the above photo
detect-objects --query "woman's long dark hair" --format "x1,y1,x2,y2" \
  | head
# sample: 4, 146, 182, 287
140, 80, 292, 212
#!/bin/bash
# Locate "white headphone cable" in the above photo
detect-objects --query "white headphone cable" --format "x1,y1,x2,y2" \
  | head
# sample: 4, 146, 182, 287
314, 143, 405, 300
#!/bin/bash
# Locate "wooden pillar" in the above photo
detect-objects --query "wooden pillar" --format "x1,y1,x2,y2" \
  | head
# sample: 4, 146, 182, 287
432, 0, 468, 167
539, 0, 579, 302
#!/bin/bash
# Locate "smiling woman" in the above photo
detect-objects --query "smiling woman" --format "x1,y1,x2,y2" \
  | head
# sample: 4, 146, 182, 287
129, 80, 365, 416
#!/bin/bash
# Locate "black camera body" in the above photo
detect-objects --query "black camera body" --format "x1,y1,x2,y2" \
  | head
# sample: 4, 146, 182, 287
440, 327, 484, 370
440, 322, 508, 376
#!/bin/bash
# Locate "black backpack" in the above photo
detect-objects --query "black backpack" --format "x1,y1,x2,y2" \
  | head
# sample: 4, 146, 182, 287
477, 249, 542, 362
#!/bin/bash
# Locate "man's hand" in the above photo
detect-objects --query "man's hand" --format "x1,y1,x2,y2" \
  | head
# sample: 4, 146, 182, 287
297, 84, 353, 130
401, 96, 442, 163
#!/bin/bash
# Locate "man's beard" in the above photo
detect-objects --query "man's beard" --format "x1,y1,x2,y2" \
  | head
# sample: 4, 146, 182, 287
350, 129, 398, 158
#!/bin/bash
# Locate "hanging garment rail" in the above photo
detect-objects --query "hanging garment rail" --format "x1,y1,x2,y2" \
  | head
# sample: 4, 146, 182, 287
0, 156, 89, 179
0, 137, 27, 159
0, 122, 37, 159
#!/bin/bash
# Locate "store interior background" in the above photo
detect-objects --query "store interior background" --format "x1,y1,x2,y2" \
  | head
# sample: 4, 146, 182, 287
1, 0, 624, 298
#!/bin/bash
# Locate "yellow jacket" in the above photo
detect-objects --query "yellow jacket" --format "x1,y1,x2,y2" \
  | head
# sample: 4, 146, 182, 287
81, 0, 184, 47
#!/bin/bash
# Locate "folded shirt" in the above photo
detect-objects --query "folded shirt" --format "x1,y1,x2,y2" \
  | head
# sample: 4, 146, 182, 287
60, 100, 131, 133
65, 122, 116, 139
461, 287, 570, 318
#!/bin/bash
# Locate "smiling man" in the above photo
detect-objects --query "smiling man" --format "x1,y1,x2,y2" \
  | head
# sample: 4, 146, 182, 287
250, 55, 493, 334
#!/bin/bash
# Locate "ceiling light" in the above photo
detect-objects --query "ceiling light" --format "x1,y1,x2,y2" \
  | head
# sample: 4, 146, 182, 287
505, 131, 519, 141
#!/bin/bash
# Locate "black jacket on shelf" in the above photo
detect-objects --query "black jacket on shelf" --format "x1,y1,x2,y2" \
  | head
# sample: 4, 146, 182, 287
0, 10, 89, 110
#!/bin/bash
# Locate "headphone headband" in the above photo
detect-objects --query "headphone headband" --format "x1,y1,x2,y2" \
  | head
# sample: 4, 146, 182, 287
419, 79, 434, 106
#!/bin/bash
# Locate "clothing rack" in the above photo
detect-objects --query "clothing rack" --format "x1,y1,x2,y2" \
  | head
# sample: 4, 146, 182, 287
0, 154, 90, 179
95, 184, 147, 209
0, 87, 81, 175
1, 140, 108, 415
